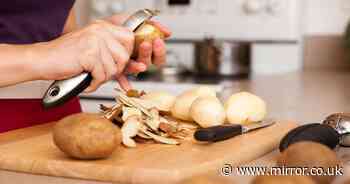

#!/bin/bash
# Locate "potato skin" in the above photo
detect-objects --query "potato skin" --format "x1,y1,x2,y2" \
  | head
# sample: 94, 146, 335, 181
53, 113, 121, 159
252, 175, 316, 184
277, 142, 340, 184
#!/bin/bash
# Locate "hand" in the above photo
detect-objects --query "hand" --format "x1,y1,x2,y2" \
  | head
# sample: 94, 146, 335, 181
37, 19, 137, 92
105, 14, 172, 90
37, 14, 171, 92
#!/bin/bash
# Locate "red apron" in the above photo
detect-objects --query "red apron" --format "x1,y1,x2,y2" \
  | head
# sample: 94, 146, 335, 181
0, 97, 81, 133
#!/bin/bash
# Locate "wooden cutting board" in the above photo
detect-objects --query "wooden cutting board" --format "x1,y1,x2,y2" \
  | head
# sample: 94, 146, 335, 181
0, 121, 297, 184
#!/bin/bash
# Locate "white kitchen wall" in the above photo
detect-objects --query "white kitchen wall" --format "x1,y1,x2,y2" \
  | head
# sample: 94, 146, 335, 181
304, 0, 350, 35
75, 0, 350, 36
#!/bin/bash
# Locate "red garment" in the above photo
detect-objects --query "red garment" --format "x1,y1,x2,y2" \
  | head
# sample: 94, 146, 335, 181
0, 97, 81, 133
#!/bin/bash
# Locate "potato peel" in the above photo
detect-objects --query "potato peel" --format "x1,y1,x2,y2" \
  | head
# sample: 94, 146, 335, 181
139, 126, 180, 145
103, 89, 195, 148
122, 107, 142, 122
121, 116, 142, 147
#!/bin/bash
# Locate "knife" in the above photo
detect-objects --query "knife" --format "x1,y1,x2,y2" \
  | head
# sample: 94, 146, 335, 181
42, 9, 159, 109
194, 120, 276, 142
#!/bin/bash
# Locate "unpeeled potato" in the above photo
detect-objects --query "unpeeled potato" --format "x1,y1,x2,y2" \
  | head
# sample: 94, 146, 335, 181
252, 175, 316, 184
277, 142, 340, 184
53, 113, 121, 160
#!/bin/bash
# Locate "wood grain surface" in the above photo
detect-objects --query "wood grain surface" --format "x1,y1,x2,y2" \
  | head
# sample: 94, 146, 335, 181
0, 121, 297, 184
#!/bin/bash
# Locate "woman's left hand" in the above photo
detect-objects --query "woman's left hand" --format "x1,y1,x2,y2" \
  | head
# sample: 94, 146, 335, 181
105, 14, 172, 90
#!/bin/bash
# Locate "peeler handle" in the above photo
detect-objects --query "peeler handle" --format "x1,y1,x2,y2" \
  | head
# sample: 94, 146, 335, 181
279, 123, 340, 152
42, 73, 92, 108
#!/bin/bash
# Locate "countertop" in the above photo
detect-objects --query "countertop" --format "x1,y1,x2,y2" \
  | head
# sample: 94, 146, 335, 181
221, 69, 350, 124
3, 69, 350, 184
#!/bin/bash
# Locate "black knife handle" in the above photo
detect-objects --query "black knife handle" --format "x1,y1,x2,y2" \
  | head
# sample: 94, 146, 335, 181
194, 124, 242, 142
279, 123, 340, 152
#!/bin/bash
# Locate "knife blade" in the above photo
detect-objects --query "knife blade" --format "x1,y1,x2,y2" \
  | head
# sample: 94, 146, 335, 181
194, 120, 276, 142
42, 9, 159, 109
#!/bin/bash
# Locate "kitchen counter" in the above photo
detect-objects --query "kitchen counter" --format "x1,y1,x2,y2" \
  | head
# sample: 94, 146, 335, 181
221, 69, 350, 124
2, 69, 350, 184
82, 68, 350, 123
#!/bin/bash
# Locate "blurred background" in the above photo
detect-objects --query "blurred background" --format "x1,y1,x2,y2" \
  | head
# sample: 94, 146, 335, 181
74, 0, 350, 123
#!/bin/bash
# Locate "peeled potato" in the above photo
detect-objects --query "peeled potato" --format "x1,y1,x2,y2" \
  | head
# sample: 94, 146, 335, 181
141, 91, 176, 112
189, 86, 217, 97
171, 86, 216, 121
53, 113, 121, 159
133, 22, 165, 58
190, 97, 226, 128
225, 92, 267, 124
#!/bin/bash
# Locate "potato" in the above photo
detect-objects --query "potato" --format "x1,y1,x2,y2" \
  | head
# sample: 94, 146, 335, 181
225, 92, 266, 124
190, 97, 226, 128
189, 86, 217, 97
252, 175, 316, 184
171, 86, 216, 121
182, 174, 233, 184
133, 22, 165, 58
53, 113, 121, 159
277, 142, 340, 184
140, 91, 176, 112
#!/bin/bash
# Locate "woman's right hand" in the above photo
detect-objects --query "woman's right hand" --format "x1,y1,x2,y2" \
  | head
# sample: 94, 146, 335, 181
35, 20, 146, 92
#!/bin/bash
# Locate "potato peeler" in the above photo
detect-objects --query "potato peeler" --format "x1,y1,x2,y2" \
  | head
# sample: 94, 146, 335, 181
42, 9, 159, 109
279, 113, 350, 152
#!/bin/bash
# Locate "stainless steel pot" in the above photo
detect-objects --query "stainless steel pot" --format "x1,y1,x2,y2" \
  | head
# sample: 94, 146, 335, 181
194, 38, 221, 76
193, 39, 250, 77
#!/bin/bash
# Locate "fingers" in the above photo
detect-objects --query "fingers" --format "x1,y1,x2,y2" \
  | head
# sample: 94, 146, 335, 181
137, 39, 166, 68
116, 75, 132, 91
136, 42, 152, 66
99, 32, 130, 74
124, 60, 147, 74
99, 41, 118, 80
98, 19, 169, 70
80, 19, 170, 93
81, 35, 116, 92
84, 57, 106, 93
152, 38, 166, 67
99, 21, 134, 55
